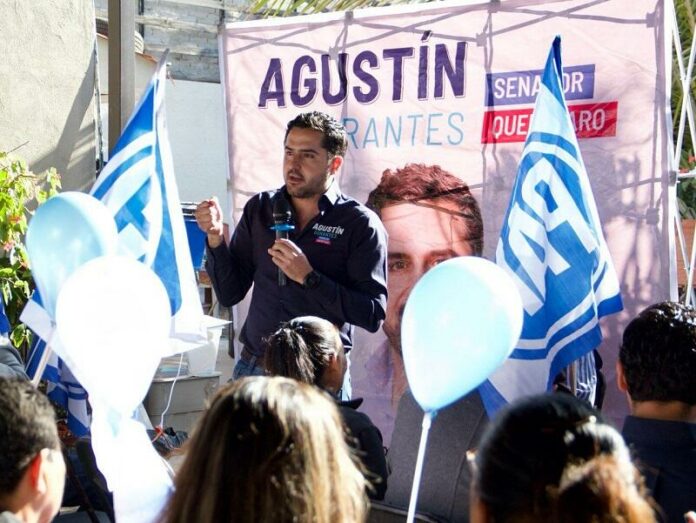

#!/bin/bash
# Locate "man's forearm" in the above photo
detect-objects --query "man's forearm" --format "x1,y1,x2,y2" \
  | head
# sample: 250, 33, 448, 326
304, 271, 386, 332
205, 242, 253, 307
206, 232, 224, 249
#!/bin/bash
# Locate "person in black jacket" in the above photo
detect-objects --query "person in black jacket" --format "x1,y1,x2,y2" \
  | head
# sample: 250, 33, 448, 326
264, 316, 388, 500
617, 301, 696, 523
195, 112, 387, 382
0, 340, 28, 379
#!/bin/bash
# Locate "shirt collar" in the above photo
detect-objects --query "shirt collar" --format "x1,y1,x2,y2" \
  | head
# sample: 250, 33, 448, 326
319, 178, 341, 211
623, 415, 696, 445
337, 397, 364, 410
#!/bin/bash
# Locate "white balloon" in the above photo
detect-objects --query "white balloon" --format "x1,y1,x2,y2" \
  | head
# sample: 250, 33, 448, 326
91, 409, 172, 523
56, 255, 171, 415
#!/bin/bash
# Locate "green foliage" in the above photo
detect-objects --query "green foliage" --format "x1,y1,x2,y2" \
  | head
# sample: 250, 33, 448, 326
674, 0, 696, 216
0, 151, 61, 355
248, 0, 431, 18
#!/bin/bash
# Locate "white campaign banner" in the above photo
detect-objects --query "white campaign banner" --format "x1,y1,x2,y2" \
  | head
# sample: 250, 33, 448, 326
221, 0, 670, 441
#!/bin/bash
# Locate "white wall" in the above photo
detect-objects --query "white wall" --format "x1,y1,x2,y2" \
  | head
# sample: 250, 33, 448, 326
165, 80, 229, 219
0, 0, 96, 192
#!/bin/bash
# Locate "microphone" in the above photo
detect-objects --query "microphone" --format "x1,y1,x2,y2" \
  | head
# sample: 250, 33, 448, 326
272, 197, 293, 286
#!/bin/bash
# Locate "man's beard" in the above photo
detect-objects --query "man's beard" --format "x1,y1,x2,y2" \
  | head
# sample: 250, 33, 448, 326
285, 170, 327, 199
287, 185, 317, 199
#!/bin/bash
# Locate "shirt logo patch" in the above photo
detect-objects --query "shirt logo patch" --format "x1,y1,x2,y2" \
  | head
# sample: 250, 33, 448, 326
312, 223, 344, 245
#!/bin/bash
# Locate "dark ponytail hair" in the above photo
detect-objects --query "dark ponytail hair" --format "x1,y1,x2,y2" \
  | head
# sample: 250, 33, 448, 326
263, 316, 341, 386
473, 393, 655, 523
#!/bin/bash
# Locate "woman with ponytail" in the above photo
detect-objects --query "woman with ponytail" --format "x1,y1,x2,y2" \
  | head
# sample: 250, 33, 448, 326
264, 316, 388, 500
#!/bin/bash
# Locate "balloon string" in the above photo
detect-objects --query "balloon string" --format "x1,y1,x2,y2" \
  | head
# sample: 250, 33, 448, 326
406, 410, 435, 523
30, 328, 55, 388
154, 351, 185, 437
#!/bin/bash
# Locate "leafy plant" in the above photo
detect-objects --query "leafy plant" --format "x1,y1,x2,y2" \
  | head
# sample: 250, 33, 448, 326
248, 0, 431, 18
678, 153, 696, 219
0, 151, 61, 356
674, 0, 696, 217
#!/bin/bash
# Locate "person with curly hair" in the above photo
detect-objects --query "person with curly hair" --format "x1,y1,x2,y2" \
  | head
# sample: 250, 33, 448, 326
617, 301, 696, 522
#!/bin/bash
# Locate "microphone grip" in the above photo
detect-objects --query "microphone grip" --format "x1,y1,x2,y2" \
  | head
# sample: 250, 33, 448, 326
276, 228, 288, 286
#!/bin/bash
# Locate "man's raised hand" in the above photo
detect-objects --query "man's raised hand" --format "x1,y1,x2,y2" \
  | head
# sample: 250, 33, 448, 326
195, 198, 224, 248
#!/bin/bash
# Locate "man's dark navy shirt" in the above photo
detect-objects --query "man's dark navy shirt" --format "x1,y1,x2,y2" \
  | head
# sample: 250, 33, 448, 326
205, 182, 388, 357
622, 416, 696, 523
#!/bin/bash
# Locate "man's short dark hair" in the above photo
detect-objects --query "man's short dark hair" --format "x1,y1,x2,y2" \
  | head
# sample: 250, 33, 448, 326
285, 111, 348, 158
366, 163, 484, 256
619, 301, 696, 404
0, 378, 59, 494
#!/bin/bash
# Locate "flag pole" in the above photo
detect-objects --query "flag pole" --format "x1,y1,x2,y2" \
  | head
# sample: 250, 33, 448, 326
568, 361, 577, 396
30, 329, 54, 387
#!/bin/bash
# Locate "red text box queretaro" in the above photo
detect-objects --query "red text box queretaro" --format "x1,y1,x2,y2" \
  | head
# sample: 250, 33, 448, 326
481, 101, 618, 143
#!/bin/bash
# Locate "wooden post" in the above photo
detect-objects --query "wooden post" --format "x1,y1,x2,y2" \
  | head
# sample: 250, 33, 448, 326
108, 0, 135, 155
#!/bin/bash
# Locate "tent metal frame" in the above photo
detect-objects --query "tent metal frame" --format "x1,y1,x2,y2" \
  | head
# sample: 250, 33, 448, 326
669, 0, 696, 305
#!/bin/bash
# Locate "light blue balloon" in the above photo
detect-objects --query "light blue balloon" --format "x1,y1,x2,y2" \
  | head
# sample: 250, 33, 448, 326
401, 257, 523, 412
26, 192, 118, 319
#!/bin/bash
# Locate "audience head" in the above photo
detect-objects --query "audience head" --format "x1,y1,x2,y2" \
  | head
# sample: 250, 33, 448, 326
0, 378, 65, 523
618, 301, 696, 408
161, 376, 367, 523
264, 316, 346, 396
470, 392, 655, 523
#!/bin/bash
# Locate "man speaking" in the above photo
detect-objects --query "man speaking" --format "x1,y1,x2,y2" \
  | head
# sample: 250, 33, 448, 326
195, 112, 388, 382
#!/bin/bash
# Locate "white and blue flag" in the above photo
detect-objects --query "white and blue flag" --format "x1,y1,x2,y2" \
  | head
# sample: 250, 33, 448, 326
91, 53, 204, 347
22, 53, 205, 434
480, 37, 623, 415
24, 292, 91, 436
0, 295, 10, 339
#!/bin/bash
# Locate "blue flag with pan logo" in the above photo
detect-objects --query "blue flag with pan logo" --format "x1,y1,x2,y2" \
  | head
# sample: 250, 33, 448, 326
480, 37, 623, 415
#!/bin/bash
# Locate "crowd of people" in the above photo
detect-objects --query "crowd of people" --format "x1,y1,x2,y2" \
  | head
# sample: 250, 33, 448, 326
1, 298, 694, 522
1, 111, 694, 522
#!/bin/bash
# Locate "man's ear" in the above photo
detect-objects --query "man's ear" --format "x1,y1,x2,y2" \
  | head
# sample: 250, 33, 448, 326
26, 452, 47, 494
616, 360, 629, 393
325, 352, 341, 380
329, 155, 343, 174
320, 352, 343, 394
